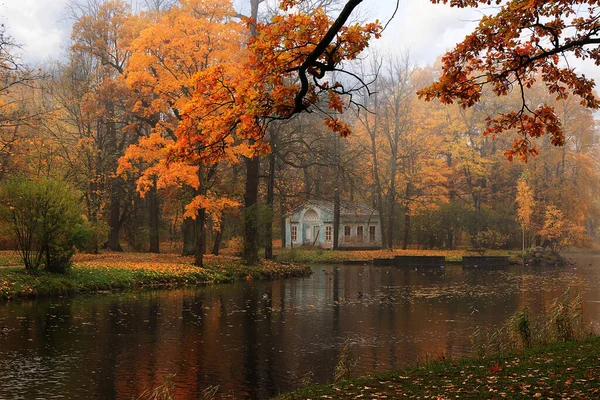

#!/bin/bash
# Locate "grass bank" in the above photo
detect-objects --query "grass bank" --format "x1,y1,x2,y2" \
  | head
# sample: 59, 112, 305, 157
277, 337, 600, 399
0, 252, 311, 301
276, 248, 521, 264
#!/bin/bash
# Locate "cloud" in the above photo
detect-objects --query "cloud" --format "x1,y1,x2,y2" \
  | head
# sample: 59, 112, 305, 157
2, 0, 600, 95
368, 0, 480, 64
0, 0, 71, 64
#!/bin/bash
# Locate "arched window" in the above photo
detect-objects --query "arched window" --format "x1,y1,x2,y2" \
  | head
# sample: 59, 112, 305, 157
303, 208, 318, 221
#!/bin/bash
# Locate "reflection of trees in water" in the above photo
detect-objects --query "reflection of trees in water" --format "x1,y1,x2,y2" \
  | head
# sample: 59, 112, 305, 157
1, 258, 599, 399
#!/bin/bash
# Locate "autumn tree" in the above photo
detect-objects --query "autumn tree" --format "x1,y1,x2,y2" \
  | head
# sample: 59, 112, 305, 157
420, 0, 600, 161
541, 205, 586, 253
0, 27, 44, 182
69, 0, 142, 251
123, 0, 247, 261
159, 0, 380, 264
516, 174, 534, 252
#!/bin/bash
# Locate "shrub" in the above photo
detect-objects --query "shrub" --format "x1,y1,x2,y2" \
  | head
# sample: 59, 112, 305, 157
508, 307, 532, 348
0, 176, 91, 273
82, 221, 109, 254
224, 236, 244, 256
475, 229, 508, 249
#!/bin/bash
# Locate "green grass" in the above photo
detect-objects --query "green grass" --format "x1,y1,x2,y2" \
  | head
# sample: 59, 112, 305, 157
0, 259, 311, 301
277, 337, 600, 399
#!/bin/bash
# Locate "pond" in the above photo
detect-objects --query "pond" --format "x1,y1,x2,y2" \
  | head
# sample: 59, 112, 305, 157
1, 254, 599, 399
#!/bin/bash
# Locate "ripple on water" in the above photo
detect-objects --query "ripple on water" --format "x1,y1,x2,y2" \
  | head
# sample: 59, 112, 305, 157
0, 257, 598, 399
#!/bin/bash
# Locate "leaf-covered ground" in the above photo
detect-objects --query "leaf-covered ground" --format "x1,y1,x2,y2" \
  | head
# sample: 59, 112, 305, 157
277, 337, 600, 399
0, 251, 311, 300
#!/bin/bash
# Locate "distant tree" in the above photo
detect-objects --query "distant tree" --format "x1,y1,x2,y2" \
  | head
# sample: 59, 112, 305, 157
541, 205, 586, 253
516, 175, 534, 252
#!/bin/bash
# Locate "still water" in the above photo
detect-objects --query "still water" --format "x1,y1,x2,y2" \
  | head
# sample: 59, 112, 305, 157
1, 255, 599, 399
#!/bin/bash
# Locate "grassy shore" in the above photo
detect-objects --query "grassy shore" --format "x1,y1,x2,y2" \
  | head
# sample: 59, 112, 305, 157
277, 337, 600, 399
0, 252, 311, 301
276, 248, 521, 264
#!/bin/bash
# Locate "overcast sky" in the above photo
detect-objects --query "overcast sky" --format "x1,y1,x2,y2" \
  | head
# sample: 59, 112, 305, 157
1, 0, 599, 85
0, 0, 480, 65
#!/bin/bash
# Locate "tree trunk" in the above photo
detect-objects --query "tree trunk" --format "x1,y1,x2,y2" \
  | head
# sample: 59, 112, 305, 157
148, 179, 160, 253
194, 208, 206, 267
107, 179, 123, 251
280, 197, 287, 249
242, 0, 261, 266
402, 211, 410, 250
243, 155, 260, 265
402, 182, 411, 250
106, 97, 122, 252
265, 149, 275, 259
387, 196, 395, 250
182, 217, 196, 255
387, 156, 397, 249
212, 228, 223, 256
333, 188, 340, 250
371, 142, 387, 249
474, 195, 481, 247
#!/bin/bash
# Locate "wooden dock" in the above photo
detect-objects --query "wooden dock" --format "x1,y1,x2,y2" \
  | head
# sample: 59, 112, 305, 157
462, 256, 509, 268
373, 256, 445, 267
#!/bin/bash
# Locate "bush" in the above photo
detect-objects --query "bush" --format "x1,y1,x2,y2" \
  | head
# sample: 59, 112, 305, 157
475, 229, 508, 249
224, 236, 244, 256
0, 176, 91, 273
82, 221, 109, 254
524, 246, 567, 267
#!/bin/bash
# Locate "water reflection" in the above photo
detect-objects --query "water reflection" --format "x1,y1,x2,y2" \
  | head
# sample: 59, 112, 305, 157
0, 254, 598, 399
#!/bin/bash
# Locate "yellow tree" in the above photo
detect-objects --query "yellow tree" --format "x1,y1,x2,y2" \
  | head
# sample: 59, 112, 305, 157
541, 205, 586, 253
515, 174, 534, 252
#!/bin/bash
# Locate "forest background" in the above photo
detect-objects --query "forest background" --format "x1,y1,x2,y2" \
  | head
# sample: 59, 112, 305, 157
0, 0, 598, 267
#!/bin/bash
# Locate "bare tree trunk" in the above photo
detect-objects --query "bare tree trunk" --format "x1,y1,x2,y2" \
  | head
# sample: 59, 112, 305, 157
244, 155, 260, 264
265, 149, 275, 259
402, 211, 411, 250
193, 166, 208, 266
371, 140, 387, 249
474, 194, 481, 247
148, 179, 160, 253
333, 188, 340, 250
402, 182, 411, 250
212, 227, 223, 255
107, 179, 123, 251
387, 147, 398, 249
194, 208, 206, 267
182, 217, 195, 255
242, 0, 261, 265
280, 197, 287, 249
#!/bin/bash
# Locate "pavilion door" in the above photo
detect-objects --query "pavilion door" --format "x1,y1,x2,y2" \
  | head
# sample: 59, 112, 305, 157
313, 226, 320, 244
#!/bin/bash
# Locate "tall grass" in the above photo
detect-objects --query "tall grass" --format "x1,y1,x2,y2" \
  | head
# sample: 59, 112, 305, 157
472, 289, 586, 357
137, 375, 175, 400
334, 339, 359, 382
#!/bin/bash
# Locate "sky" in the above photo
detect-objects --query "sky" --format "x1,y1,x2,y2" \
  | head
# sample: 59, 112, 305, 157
0, 0, 480, 66
1, 0, 599, 85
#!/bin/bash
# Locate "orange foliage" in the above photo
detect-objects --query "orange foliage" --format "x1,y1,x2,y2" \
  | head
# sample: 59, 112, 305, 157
420, 0, 600, 161
122, 0, 381, 218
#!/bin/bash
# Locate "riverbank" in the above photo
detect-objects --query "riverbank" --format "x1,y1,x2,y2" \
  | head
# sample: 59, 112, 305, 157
277, 336, 600, 399
276, 248, 521, 264
0, 252, 311, 300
